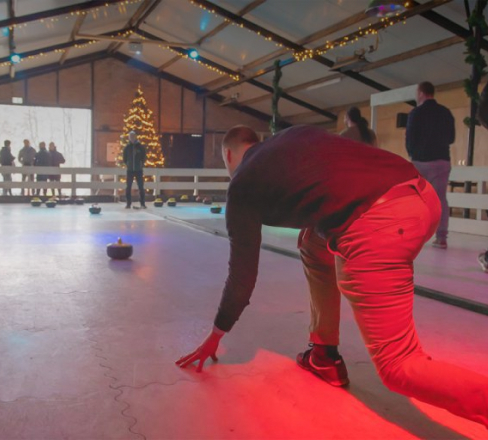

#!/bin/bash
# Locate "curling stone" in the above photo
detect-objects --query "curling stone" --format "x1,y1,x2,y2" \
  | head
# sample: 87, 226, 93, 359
58, 197, 69, 205
203, 197, 212, 205
89, 204, 102, 214
154, 198, 164, 207
210, 204, 222, 214
195, 196, 203, 203
46, 199, 57, 208
180, 194, 189, 203
31, 197, 42, 207
75, 197, 85, 205
167, 197, 177, 207
107, 237, 133, 260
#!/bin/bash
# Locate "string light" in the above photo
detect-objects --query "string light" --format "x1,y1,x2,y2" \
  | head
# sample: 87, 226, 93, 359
3, 0, 143, 32
189, 0, 411, 63
0, 28, 135, 67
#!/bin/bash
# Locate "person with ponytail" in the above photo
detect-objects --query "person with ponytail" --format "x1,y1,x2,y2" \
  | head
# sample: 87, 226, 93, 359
340, 106, 378, 147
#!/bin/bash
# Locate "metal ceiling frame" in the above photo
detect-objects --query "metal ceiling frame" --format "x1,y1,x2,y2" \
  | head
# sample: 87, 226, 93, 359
195, 0, 452, 99
0, 0, 132, 29
238, 35, 463, 108
157, 0, 267, 73
191, 0, 392, 97
108, 0, 163, 53
135, 28, 337, 120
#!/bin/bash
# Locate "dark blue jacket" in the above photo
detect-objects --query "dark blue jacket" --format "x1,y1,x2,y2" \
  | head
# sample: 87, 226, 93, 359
406, 99, 455, 162
123, 142, 146, 172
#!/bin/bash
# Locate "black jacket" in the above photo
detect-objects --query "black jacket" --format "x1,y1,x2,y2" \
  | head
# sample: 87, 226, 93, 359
405, 99, 455, 162
34, 149, 51, 167
123, 142, 146, 172
0, 147, 15, 166
49, 150, 65, 167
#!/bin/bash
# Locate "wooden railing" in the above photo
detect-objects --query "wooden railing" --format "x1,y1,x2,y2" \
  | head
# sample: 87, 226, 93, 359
0, 165, 486, 236
0, 166, 230, 196
448, 166, 487, 236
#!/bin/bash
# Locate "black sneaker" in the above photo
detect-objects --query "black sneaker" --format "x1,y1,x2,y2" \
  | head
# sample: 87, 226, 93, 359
140, 205, 147, 209
125, 205, 131, 209
296, 345, 349, 387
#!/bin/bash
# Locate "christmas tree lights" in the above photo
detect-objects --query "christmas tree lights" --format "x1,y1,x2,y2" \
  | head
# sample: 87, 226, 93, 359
117, 85, 164, 175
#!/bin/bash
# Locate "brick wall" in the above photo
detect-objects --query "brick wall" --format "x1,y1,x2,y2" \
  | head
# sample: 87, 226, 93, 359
0, 57, 269, 168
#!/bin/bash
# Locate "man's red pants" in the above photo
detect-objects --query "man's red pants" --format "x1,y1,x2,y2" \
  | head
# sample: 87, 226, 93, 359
299, 177, 488, 427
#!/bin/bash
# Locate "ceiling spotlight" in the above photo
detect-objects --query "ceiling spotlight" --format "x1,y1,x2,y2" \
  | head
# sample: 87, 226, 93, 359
10, 53, 21, 64
129, 42, 143, 55
366, 0, 406, 17
188, 49, 199, 59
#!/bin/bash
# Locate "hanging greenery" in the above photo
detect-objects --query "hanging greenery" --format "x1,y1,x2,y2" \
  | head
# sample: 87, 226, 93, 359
270, 59, 283, 135
463, 2, 488, 126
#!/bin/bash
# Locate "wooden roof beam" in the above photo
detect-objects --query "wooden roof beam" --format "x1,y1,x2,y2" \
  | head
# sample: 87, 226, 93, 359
108, 0, 162, 54
137, 28, 337, 120
0, 0, 130, 29
157, 0, 267, 73
238, 35, 463, 107
59, 15, 87, 65
196, 0, 451, 98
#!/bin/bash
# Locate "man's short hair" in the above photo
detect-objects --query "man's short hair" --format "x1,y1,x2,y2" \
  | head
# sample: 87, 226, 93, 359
4, 140, 10, 146
129, 131, 137, 136
418, 81, 435, 97
222, 125, 259, 151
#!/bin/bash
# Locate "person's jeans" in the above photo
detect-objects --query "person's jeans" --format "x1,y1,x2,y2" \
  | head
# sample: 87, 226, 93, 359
412, 160, 451, 241
126, 170, 145, 206
22, 168, 34, 196
299, 177, 488, 427
2, 173, 12, 195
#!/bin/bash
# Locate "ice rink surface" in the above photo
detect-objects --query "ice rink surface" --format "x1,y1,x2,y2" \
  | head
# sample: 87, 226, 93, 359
0, 203, 486, 440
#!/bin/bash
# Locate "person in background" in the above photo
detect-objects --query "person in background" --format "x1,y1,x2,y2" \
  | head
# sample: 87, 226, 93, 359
340, 106, 378, 147
176, 125, 488, 429
476, 82, 488, 273
18, 139, 36, 196
48, 142, 65, 197
34, 142, 50, 196
123, 131, 147, 209
406, 81, 455, 249
0, 140, 15, 196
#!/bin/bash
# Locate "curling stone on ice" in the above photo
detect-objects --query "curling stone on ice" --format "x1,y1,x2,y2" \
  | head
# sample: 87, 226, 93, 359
203, 197, 212, 205
179, 194, 189, 203
46, 198, 57, 208
107, 237, 133, 260
167, 197, 177, 207
210, 204, 222, 214
75, 197, 85, 205
30, 197, 42, 207
89, 204, 102, 214
154, 198, 164, 207
195, 196, 203, 203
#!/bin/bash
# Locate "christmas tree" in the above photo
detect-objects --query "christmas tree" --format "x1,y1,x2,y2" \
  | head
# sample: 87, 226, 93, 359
117, 85, 164, 171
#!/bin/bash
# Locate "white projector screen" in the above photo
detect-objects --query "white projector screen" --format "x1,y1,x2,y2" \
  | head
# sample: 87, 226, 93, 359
0, 104, 92, 168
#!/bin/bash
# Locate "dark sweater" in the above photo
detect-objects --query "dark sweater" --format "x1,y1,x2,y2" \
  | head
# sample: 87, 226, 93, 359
34, 149, 50, 167
0, 147, 15, 166
123, 142, 146, 172
405, 99, 455, 162
214, 125, 419, 332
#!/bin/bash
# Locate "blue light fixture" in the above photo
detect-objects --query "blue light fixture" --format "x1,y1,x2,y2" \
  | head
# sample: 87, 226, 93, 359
366, 0, 406, 17
188, 49, 199, 60
10, 53, 21, 64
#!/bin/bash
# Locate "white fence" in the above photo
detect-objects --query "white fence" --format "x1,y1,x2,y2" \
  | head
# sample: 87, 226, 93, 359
447, 166, 488, 236
0, 166, 229, 196
0, 165, 487, 236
